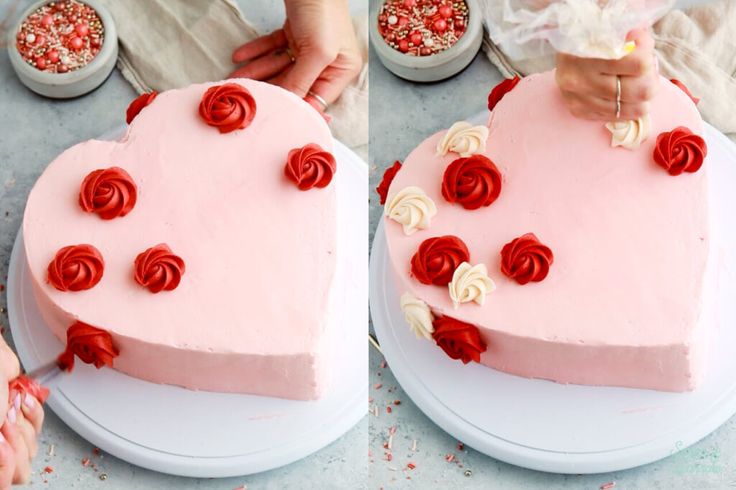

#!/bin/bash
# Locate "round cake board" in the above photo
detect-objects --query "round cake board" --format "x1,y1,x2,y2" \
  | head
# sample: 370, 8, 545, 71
370, 116, 736, 474
7, 127, 368, 478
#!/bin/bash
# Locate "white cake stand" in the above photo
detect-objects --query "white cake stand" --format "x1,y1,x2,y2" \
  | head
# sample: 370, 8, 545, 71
370, 119, 736, 474
7, 128, 368, 478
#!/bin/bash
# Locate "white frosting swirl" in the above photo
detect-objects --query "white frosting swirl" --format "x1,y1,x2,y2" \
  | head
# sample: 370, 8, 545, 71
448, 262, 496, 309
400, 292, 434, 340
384, 186, 437, 236
605, 114, 651, 150
436, 121, 489, 158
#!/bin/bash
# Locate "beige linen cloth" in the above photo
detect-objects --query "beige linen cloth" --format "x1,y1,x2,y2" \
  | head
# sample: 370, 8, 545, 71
98, 0, 368, 159
480, 0, 736, 141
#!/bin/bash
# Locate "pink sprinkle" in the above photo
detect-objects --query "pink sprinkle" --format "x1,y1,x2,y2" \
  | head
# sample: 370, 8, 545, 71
388, 426, 397, 435
81, 458, 90, 467
457, 442, 464, 451
386, 453, 393, 461
600, 483, 616, 490
386, 406, 392, 414
407, 462, 416, 470
445, 454, 455, 463
43, 466, 54, 473
374, 383, 383, 389
380, 360, 387, 368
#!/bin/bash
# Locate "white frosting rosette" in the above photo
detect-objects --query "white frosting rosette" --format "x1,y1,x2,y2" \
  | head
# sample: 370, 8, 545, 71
385, 186, 437, 235
448, 262, 496, 308
605, 114, 651, 149
400, 292, 434, 340
436, 121, 489, 158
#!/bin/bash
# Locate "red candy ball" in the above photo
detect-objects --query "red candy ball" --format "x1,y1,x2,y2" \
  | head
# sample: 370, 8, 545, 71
398, 16, 409, 27
47, 49, 59, 63
433, 19, 447, 33
403, 0, 416, 7
398, 39, 410, 52
41, 14, 53, 27
439, 5, 453, 18
75, 23, 89, 37
35, 57, 46, 70
410, 32, 423, 45
69, 36, 83, 50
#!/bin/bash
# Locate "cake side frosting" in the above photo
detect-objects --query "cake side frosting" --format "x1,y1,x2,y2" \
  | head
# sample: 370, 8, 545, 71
23, 79, 336, 399
385, 71, 710, 391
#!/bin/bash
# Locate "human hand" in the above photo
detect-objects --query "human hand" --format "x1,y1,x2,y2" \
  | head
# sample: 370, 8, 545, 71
0, 340, 44, 488
230, 0, 362, 113
555, 28, 659, 121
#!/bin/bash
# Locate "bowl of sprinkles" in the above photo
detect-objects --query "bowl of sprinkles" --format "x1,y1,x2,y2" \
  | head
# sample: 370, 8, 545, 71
370, 0, 482, 82
7, 0, 117, 98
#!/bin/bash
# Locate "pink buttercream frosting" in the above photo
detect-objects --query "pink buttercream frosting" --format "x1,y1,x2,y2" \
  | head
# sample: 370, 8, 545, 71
23, 79, 336, 400
385, 71, 710, 392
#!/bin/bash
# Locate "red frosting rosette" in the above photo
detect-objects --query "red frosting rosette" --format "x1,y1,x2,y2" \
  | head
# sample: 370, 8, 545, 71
500, 233, 554, 285
442, 155, 503, 210
432, 315, 487, 364
126, 91, 158, 124
653, 127, 707, 176
487, 76, 520, 111
79, 167, 137, 220
47, 244, 104, 292
284, 143, 337, 190
8, 375, 50, 405
376, 160, 402, 205
134, 244, 186, 293
57, 321, 119, 372
199, 83, 257, 133
670, 79, 699, 105
411, 235, 470, 286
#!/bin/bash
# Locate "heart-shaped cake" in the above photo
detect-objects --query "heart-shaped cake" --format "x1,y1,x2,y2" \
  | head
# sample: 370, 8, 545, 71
23, 79, 337, 400
383, 71, 710, 392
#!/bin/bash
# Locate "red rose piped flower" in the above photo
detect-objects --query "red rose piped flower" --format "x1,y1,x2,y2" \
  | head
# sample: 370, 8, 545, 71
134, 244, 186, 293
79, 167, 137, 220
487, 76, 520, 111
199, 83, 257, 133
125, 91, 157, 124
411, 235, 470, 286
670, 79, 699, 105
284, 143, 337, 190
500, 233, 554, 285
432, 316, 487, 364
9, 375, 50, 405
57, 321, 119, 372
47, 244, 104, 292
376, 160, 402, 205
442, 155, 503, 210
653, 127, 707, 176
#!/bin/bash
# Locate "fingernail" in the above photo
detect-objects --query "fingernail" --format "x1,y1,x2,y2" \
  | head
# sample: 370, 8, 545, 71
8, 407, 16, 424
23, 394, 35, 409
12, 394, 20, 411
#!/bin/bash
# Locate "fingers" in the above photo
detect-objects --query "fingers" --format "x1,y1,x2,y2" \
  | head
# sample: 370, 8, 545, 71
0, 342, 19, 382
20, 394, 43, 436
280, 46, 336, 99
14, 411, 36, 460
307, 57, 362, 106
596, 29, 655, 77
561, 91, 649, 121
229, 50, 294, 81
0, 428, 14, 490
2, 419, 29, 485
232, 29, 287, 64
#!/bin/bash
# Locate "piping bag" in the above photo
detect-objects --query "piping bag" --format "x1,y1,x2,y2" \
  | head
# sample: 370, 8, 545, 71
480, 0, 673, 148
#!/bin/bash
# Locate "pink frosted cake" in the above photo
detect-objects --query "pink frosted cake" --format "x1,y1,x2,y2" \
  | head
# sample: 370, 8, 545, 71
380, 70, 710, 392
23, 79, 338, 400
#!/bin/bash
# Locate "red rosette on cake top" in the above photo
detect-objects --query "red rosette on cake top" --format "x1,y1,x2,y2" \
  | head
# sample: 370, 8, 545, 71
8, 375, 50, 405
653, 126, 707, 176
441, 154, 503, 210
376, 160, 402, 205
126, 91, 158, 124
284, 143, 337, 190
500, 233, 554, 285
411, 235, 470, 286
47, 244, 104, 292
79, 167, 137, 220
199, 83, 257, 133
134, 244, 186, 293
670, 79, 699, 105
487, 76, 520, 112
57, 321, 119, 372
432, 315, 486, 364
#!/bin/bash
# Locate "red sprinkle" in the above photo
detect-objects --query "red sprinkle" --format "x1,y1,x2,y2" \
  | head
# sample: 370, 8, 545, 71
600, 484, 616, 490
407, 462, 416, 470
15, 0, 105, 74
374, 383, 383, 389
386, 406, 393, 413
445, 454, 455, 462
393, 400, 402, 405
81, 457, 90, 467
378, 0, 469, 57
457, 442, 464, 451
